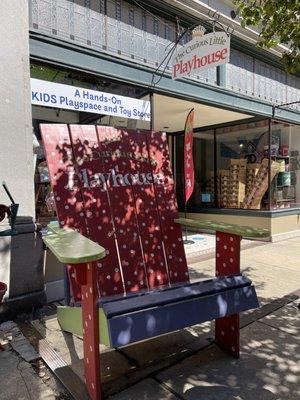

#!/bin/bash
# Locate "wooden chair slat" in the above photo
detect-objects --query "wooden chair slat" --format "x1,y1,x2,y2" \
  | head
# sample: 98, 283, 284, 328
96, 126, 148, 294
120, 129, 169, 288
69, 125, 124, 297
148, 132, 189, 284
40, 124, 86, 232
40, 124, 86, 301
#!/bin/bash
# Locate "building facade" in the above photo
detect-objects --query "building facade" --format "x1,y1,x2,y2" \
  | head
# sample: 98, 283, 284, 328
1, 0, 300, 308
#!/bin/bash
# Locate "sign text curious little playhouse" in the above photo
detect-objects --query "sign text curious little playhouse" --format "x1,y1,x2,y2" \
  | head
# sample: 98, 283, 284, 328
171, 31, 230, 79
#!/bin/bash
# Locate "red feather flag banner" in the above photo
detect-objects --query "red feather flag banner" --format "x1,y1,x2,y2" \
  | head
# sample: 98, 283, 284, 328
184, 108, 195, 204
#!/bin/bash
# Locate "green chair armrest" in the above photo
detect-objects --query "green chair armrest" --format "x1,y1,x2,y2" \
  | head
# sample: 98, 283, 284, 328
47, 221, 60, 233
43, 226, 106, 264
174, 218, 270, 238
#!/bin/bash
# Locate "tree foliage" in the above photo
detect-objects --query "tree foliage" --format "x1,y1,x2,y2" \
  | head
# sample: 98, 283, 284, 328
234, 0, 300, 73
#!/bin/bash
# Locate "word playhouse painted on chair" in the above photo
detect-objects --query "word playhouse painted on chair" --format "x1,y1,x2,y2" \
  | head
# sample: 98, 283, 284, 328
31, 78, 151, 120
65, 168, 167, 191
172, 31, 230, 79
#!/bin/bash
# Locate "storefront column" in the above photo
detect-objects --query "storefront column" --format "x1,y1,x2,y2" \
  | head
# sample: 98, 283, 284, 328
0, 0, 43, 315
0, 0, 34, 217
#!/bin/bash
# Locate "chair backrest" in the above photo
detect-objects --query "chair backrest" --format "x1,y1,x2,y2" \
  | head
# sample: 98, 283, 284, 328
41, 124, 188, 299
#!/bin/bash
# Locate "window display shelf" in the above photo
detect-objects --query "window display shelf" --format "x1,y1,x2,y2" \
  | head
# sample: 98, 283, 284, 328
276, 198, 296, 202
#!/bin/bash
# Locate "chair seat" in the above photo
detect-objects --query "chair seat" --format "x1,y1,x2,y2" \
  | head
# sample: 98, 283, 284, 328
101, 274, 259, 347
101, 274, 251, 318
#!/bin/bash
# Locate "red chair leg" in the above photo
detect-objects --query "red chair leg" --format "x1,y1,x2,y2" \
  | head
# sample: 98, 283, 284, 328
74, 262, 102, 400
215, 231, 241, 358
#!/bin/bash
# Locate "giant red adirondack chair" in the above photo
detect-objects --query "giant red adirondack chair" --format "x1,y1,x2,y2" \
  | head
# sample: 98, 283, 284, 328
41, 124, 267, 400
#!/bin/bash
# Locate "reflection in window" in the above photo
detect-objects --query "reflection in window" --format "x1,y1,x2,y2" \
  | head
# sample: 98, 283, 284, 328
270, 121, 300, 209
175, 130, 215, 209
216, 120, 271, 210
193, 130, 215, 208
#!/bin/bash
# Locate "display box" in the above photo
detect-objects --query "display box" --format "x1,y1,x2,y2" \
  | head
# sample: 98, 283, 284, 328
277, 172, 291, 186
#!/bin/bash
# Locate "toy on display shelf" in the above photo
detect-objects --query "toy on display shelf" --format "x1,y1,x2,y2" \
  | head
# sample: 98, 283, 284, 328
218, 170, 229, 208
279, 145, 289, 156
243, 159, 279, 209
37, 161, 50, 183
271, 145, 297, 208
246, 163, 260, 198
205, 172, 216, 205
264, 144, 279, 157
228, 159, 246, 208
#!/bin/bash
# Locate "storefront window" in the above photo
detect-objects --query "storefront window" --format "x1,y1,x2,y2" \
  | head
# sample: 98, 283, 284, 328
216, 119, 270, 210
270, 121, 300, 209
175, 118, 300, 212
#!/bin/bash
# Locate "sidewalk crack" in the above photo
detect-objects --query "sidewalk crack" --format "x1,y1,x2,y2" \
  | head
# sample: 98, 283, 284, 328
153, 376, 186, 400
257, 320, 298, 336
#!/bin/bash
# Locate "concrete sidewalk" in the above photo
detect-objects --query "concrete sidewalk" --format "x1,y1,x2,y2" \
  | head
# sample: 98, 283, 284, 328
0, 236, 299, 400
110, 300, 299, 400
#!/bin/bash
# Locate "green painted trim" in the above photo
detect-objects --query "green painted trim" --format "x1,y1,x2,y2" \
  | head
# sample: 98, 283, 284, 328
47, 221, 60, 232
175, 217, 270, 237
183, 208, 270, 218
268, 208, 300, 218
182, 207, 300, 219
57, 306, 111, 347
29, 35, 300, 125
43, 227, 106, 264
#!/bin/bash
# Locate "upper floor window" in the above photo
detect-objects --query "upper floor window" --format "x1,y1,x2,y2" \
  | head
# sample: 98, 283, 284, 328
142, 13, 147, 31
129, 8, 134, 26
99, 0, 105, 14
153, 18, 159, 35
165, 24, 170, 40
116, 1, 121, 21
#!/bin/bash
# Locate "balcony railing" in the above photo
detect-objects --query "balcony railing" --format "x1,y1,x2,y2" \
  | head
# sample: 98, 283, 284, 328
29, 0, 217, 86
29, 0, 300, 112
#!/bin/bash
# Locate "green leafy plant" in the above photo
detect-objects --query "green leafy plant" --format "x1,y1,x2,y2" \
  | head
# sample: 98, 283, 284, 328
234, 0, 300, 73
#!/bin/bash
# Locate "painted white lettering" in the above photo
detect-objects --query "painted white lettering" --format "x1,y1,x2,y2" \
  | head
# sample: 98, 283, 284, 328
81, 169, 89, 188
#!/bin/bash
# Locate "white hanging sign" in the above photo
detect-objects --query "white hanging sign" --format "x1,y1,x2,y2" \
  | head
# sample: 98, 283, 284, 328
31, 78, 151, 121
171, 31, 230, 80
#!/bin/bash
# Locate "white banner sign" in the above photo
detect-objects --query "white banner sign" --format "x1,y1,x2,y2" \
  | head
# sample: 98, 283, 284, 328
171, 32, 230, 79
31, 78, 151, 121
